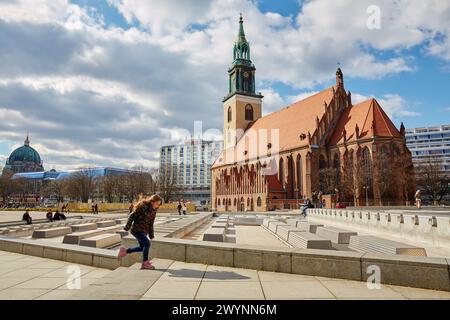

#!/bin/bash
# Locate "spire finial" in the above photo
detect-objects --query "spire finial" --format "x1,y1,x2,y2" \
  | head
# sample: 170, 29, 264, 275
24, 130, 30, 146
237, 13, 246, 41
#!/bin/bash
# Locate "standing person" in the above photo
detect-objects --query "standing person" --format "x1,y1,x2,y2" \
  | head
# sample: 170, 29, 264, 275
118, 195, 163, 270
177, 202, 182, 215
61, 204, 66, 213
94, 203, 99, 214
91, 204, 95, 214
415, 190, 422, 209
22, 210, 32, 224
182, 202, 187, 215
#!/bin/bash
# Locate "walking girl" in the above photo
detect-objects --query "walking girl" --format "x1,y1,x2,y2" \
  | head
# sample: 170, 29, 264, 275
118, 194, 163, 270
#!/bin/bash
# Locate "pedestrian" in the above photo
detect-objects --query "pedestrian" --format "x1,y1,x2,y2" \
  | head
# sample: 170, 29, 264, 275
182, 202, 187, 215
53, 210, 61, 221
91, 204, 95, 214
118, 194, 163, 270
415, 190, 421, 209
22, 210, 32, 224
94, 203, 98, 214
177, 202, 182, 215
61, 204, 66, 212
46, 210, 53, 222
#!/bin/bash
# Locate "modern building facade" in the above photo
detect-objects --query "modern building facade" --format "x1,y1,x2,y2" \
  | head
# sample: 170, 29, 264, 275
159, 139, 223, 205
2, 135, 44, 175
211, 16, 415, 212
405, 124, 450, 173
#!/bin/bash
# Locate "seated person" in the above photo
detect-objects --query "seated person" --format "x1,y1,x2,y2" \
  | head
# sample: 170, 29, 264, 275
60, 213, 67, 220
22, 210, 32, 224
46, 210, 53, 222
53, 210, 61, 221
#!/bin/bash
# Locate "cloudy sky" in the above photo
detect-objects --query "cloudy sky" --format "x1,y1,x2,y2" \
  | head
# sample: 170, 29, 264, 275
0, 0, 449, 170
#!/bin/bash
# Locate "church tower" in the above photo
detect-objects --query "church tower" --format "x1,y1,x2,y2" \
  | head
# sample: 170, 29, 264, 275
223, 14, 263, 149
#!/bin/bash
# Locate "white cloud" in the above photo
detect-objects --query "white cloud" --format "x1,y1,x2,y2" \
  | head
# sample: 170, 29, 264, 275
352, 93, 421, 119
0, 0, 448, 170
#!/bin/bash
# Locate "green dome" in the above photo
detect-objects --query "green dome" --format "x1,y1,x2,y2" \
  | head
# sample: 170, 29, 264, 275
8, 144, 42, 164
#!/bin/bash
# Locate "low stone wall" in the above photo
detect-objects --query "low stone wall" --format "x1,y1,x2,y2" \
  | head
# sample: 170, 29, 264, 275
121, 236, 450, 291
307, 208, 450, 248
0, 237, 132, 270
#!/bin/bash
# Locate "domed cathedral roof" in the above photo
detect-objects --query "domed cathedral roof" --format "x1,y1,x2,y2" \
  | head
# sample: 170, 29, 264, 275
3, 134, 44, 174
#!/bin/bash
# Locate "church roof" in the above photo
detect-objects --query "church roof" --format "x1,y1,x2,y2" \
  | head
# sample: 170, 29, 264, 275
328, 98, 402, 145
7, 144, 42, 165
212, 86, 336, 168
212, 88, 402, 169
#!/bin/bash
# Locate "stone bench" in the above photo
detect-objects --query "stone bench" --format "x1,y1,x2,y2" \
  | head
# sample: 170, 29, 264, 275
211, 221, 228, 228
32, 227, 72, 239
348, 235, 427, 256
79, 233, 121, 248
295, 221, 324, 233
115, 218, 128, 225
287, 232, 333, 249
234, 216, 264, 226
316, 226, 358, 244
276, 225, 305, 241
96, 220, 116, 228
202, 227, 225, 242
116, 230, 129, 238
71, 223, 98, 232
62, 226, 123, 244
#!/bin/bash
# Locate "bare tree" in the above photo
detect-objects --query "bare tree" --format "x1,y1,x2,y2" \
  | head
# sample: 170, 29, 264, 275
416, 159, 449, 205
156, 167, 180, 203
0, 172, 15, 203
101, 174, 119, 203
63, 168, 96, 202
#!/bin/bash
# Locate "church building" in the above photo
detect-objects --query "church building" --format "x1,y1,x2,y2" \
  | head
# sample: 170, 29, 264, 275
211, 16, 415, 211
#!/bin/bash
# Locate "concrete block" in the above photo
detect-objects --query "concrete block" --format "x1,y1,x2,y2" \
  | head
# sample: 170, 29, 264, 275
32, 227, 72, 239
185, 242, 234, 267
63, 226, 121, 244
361, 254, 450, 292
79, 233, 121, 248
43, 247, 66, 261
96, 220, 116, 228
292, 249, 363, 281
71, 223, 98, 232
202, 227, 225, 242
295, 221, 324, 233
92, 255, 121, 270
288, 232, 332, 249
316, 226, 358, 244
349, 235, 427, 256
23, 244, 44, 257
65, 250, 93, 266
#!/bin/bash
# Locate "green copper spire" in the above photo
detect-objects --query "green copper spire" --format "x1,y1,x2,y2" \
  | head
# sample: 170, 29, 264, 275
237, 13, 247, 44
224, 14, 263, 102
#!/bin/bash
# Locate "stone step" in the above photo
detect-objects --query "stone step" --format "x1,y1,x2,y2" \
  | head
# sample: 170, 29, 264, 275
225, 234, 236, 243
96, 220, 116, 228
263, 218, 278, 228
115, 218, 128, 225
79, 233, 122, 248
202, 227, 225, 242
32, 227, 72, 239
211, 221, 228, 228
116, 230, 129, 238
71, 223, 98, 232
348, 235, 427, 256
295, 221, 324, 234
268, 221, 287, 233
276, 225, 305, 241
63, 225, 123, 244
287, 232, 333, 249
316, 226, 358, 244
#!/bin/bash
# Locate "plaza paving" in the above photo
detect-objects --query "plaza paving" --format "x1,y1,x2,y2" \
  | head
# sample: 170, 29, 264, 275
1, 250, 449, 300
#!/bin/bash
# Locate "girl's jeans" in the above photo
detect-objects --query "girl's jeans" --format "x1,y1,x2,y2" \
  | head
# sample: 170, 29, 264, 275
127, 231, 151, 262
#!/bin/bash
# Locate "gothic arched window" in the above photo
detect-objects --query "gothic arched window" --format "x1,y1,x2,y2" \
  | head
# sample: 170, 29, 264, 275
362, 147, 373, 189
245, 104, 253, 121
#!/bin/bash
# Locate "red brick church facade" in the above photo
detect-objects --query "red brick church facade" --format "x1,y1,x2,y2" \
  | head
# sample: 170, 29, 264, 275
211, 17, 415, 212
